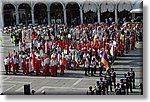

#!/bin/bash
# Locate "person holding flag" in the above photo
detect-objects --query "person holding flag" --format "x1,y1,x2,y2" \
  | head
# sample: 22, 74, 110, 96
101, 51, 109, 73
110, 44, 114, 64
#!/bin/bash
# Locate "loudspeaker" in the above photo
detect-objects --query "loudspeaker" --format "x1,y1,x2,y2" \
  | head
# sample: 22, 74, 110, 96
24, 84, 31, 95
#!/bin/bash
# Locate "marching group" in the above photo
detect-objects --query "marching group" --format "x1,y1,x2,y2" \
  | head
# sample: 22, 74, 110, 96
3, 22, 143, 78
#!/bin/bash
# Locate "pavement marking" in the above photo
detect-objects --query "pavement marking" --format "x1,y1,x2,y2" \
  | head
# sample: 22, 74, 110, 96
3, 84, 16, 93
3, 77, 11, 81
0, 74, 99, 80
15, 86, 24, 92
36, 86, 87, 93
71, 79, 82, 88
2, 81, 32, 84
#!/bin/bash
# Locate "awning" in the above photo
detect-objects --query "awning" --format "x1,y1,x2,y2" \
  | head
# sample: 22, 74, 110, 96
130, 8, 143, 13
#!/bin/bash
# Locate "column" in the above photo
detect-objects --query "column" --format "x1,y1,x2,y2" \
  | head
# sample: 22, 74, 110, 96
0, 3, 4, 28
115, 5, 118, 24
15, 5, 19, 25
47, 10, 50, 25
80, 6, 83, 24
63, 7, 67, 26
97, 9, 101, 24
31, 7, 35, 25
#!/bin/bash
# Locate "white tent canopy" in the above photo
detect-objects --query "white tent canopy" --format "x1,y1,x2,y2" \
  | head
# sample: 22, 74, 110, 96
130, 8, 143, 13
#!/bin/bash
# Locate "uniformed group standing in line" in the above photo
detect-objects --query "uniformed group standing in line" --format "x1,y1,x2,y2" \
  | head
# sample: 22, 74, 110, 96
3, 22, 143, 78
87, 68, 143, 95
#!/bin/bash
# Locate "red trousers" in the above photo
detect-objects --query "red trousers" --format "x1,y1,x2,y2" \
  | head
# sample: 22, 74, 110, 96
42, 64, 50, 76
60, 65, 65, 75
36, 65, 40, 75
51, 65, 57, 76
26, 64, 29, 75
22, 63, 26, 74
13, 64, 17, 74
8, 63, 11, 73
16, 63, 19, 72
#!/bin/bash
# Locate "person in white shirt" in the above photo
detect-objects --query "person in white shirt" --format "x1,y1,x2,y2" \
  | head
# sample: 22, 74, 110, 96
4, 57, 9, 75
50, 57, 57, 76
98, 61, 103, 77
19, 54, 22, 71
84, 58, 89, 76
90, 60, 94, 76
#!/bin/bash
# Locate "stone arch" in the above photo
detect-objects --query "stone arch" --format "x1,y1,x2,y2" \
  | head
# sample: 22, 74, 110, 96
50, 2, 64, 24
83, 1, 98, 24
100, 0, 115, 23
18, 3, 31, 25
34, 3, 47, 25
3, 4, 15, 26
66, 2, 80, 26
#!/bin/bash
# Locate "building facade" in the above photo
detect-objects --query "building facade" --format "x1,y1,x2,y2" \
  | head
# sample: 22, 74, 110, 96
0, 0, 142, 28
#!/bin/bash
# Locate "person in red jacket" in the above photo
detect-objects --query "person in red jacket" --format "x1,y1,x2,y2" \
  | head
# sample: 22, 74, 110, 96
8, 52, 12, 73
35, 56, 41, 75
22, 55, 26, 75
31, 51, 36, 71
50, 55, 57, 77
12, 54, 18, 74
25, 55, 30, 75
32, 30, 36, 40
59, 57, 65, 75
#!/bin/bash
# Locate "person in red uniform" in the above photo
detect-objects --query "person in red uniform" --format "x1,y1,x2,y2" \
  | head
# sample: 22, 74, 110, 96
8, 51, 12, 73
45, 55, 50, 76
25, 55, 30, 75
32, 30, 37, 40
31, 51, 36, 71
131, 33, 136, 50
35, 56, 41, 75
45, 40, 48, 54
50, 55, 57, 77
12, 54, 17, 74
22, 55, 26, 75
59, 57, 65, 75
16, 52, 19, 73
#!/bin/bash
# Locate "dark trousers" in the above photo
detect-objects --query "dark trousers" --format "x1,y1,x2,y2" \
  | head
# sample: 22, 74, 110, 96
133, 78, 136, 89
5, 65, 8, 75
126, 85, 129, 95
102, 87, 105, 95
112, 79, 116, 88
141, 88, 143, 95
111, 57, 114, 64
99, 67, 102, 76
94, 66, 96, 74
91, 68, 94, 76
88, 67, 90, 74
85, 68, 88, 76
129, 83, 133, 92
109, 82, 113, 92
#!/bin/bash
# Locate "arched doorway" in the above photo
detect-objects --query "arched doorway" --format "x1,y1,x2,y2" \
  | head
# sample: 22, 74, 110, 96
117, 1, 132, 24
34, 3, 47, 25
50, 2, 63, 24
3, 4, 15, 26
101, 2, 115, 24
18, 3, 31, 25
83, 2, 97, 24
66, 2, 80, 27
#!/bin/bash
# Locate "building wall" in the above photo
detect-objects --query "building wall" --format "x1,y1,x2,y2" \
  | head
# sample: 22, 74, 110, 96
0, 0, 4, 29
0, 0, 142, 28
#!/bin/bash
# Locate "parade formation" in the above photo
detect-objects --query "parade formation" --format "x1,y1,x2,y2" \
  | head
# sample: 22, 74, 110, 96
3, 22, 143, 77
1, 17, 143, 95
0, 0, 143, 96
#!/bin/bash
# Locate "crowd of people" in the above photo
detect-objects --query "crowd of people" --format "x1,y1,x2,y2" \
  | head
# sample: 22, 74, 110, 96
3, 22, 143, 77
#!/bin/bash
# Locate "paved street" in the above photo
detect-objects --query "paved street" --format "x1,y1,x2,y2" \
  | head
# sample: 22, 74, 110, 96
0, 32, 143, 95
